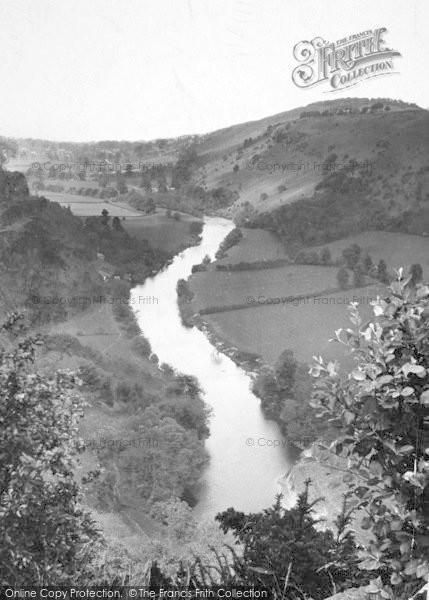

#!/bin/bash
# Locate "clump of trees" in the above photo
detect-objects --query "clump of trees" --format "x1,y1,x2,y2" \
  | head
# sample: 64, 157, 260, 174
216, 481, 363, 599
252, 350, 327, 446
171, 147, 199, 189
295, 247, 333, 266
247, 190, 388, 246
176, 278, 195, 327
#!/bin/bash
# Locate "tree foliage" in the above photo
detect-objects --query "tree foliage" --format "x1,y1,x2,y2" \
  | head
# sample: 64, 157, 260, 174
310, 274, 429, 598
216, 482, 361, 599
0, 315, 100, 585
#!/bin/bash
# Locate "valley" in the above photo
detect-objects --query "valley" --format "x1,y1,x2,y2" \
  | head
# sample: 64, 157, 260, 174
1, 96, 428, 592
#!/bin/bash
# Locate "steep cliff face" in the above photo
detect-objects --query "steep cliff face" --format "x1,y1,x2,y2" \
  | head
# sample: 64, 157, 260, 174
0, 169, 29, 201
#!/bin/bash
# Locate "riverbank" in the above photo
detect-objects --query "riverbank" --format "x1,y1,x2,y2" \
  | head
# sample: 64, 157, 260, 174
0, 183, 211, 549
131, 216, 292, 517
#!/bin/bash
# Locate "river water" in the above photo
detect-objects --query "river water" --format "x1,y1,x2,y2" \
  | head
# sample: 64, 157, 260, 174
131, 216, 292, 519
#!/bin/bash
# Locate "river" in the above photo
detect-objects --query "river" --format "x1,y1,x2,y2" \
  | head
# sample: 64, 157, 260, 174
130, 216, 293, 519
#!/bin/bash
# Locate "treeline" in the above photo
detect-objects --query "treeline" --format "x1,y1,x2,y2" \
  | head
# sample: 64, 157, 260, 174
244, 184, 425, 245
216, 257, 290, 271
215, 227, 243, 259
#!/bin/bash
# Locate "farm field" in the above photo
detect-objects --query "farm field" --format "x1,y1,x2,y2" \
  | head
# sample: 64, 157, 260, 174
203, 283, 385, 367
37, 191, 201, 253
39, 191, 142, 216
312, 230, 429, 273
123, 212, 201, 253
189, 264, 339, 312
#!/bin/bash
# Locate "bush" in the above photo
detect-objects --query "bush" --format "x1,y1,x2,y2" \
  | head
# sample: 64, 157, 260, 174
337, 267, 349, 289
310, 277, 429, 597
0, 318, 100, 585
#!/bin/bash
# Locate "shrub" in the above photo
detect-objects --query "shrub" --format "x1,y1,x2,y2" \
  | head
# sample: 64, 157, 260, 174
0, 317, 100, 585
337, 267, 349, 289
310, 277, 429, 598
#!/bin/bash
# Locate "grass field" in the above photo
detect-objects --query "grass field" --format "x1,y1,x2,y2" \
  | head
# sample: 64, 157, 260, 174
123, 212, 201, 253
190, 264, 339, 312
39, 191, 142, 217
38, 191, 202, 253
202, 283, 385, 367
312, 230, 429, 273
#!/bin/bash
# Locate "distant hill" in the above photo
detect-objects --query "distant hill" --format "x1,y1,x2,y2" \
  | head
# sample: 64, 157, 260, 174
186, 98, 428, 223
3, 98, 428, 236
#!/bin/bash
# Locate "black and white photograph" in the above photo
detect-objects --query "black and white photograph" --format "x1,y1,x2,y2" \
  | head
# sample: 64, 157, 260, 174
0, 1, 428, 598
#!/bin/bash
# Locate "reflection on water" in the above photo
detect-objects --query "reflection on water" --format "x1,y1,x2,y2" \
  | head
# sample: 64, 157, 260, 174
131, 217, 292, 518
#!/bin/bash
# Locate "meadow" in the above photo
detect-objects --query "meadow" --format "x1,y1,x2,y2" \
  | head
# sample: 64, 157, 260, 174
202, 283, 385, 367
39, 191, 142, 217
312, 230, 429, 273
190, 264, 339, 313
122, 212, 201, 253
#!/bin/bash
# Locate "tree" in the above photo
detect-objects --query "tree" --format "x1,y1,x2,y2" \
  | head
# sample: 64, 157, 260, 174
145, 197, 156, 214
0, 315, 100, 585
321, 247, 332, 265
100, 208, 110, 226
310, 275, 429, 598
140, 172, 152, 192
337, 267, 349, 289
156, 170, 168, 193
116, 173, 128, 194
275, 349, 297, 393
409, 263, 423, 285
362, 253, 373, 274
252, 370, 280, 418
352, 263, 365, 287
216, 482, 359, 599
98, 173, 109, 188
112, 216, 122, 231
342, 244, 361, 269
377, 258, 389, 283
171, 147, 198, 189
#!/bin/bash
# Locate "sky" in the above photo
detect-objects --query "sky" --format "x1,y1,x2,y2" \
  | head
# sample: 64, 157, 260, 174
0, 0, 428, 142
